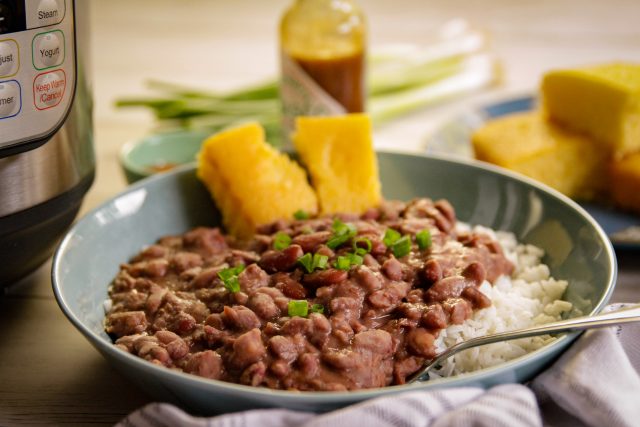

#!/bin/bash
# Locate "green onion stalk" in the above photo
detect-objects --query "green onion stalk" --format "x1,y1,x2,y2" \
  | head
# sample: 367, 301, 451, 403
115, 23, 498, 146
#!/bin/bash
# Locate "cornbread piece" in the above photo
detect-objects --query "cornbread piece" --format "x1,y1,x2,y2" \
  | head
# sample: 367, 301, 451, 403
472, 111, 609, 200
541, 62, 640, 157
293, 114, 381, 214
609, 152, 640, 214
197, 123, 318, 238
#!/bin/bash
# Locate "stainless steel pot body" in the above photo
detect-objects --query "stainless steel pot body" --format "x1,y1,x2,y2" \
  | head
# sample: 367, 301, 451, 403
0, 1, 94, 285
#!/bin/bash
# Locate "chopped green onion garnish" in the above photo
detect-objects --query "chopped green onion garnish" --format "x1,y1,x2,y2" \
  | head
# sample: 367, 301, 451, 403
352, 237, 372, 255
273, 232, 292, 250
416, 229, 432, 250
335, 252, 364, 270
312, 253, 328, 270
336, 256, 352, 271
217, 264, 245, 293
327, 234, 350, 249
288, 300, 309, 317
347, 253, 364, 266
383, 228, 402, 247
297, 252, 328, 273
222, 276, 240, 293
310, 303, 325, 314
392, 236, 412, 258
294, 209, 309, 220
297, 253, 314, 273
327, 219, 357, 249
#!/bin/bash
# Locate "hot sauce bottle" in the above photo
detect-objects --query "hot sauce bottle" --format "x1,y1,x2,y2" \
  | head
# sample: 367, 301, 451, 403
279, 0, 366, 145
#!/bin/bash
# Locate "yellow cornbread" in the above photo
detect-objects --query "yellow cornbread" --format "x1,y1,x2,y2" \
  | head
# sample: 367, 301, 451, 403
542, 63, 640, 157
197, 122, 318, 238
609, 152, 640, 214
293, 114, 381, 214
472, 111, 609, 200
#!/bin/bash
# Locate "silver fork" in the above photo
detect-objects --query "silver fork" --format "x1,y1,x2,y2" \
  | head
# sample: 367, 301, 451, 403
407, 304, 640, 383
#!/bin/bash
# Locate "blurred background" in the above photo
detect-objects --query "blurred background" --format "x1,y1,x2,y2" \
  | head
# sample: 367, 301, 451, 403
89, 0, 640, 208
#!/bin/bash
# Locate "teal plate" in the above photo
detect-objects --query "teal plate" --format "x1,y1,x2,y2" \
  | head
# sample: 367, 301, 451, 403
427, 95, 640, 250
52, 152, 616, 414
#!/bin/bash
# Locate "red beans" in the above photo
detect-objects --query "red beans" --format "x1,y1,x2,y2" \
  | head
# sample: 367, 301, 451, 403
302, 269, 348, 288
382, 258, 403, 281
421, 259, 443, 285
406, 328, 436, 358
258, 245, 304, 273
107, 198, 515, 391
105, 311, 148, 336
292, 231, 331, 252
230, 329, 266, 370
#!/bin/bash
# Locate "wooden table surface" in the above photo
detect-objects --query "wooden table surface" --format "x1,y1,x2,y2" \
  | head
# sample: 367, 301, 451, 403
2, 0, 640, 425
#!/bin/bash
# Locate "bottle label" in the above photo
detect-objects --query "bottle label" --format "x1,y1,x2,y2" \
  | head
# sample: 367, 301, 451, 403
280, 52, 346, 147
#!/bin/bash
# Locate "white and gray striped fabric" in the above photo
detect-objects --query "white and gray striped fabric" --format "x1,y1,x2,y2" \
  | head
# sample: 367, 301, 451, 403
117, 304, 640, 427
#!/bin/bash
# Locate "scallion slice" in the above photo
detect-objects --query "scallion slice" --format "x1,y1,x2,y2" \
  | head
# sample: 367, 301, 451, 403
312, 253, 329, 270
347, 253, 364, 266
392, 236, 412, 258
352, 237, 372, 255
288, 300, 309, 317
217, 264, 245, 293
326, 218, 358, 249
273, 232, 292, 250
297, 253, 314, 273
383, 228, 402, 247
310, 303, 325, 314
336, 256, 352, 271
416, 229, 432, 250
294, 209, 309, 220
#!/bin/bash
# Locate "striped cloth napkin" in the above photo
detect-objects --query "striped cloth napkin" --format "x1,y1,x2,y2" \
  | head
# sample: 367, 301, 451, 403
116, 304, 640, 427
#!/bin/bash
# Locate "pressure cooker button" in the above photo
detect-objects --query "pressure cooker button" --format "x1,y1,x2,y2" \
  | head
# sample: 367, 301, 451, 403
33, 69, 65, 110
0, 80, 21, 118
25, 0, 64, 29
32, 30, 63, 70
0, 40, 19, 78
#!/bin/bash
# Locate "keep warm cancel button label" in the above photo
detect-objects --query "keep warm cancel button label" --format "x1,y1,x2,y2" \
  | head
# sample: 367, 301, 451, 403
33, 69, 66, 110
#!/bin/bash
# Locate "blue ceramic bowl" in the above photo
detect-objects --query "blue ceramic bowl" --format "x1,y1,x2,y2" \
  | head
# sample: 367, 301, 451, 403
119, 130, 211, 184
52, 152, 617, 414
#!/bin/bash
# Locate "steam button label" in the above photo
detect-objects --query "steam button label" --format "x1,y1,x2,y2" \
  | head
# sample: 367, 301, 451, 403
32, 30, 64, 70
25, 0, 66, 29
0, 80, 21, 119
33, 69, 66, 110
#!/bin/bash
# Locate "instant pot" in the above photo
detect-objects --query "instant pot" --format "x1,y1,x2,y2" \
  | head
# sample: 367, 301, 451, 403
0, 0, 93, 285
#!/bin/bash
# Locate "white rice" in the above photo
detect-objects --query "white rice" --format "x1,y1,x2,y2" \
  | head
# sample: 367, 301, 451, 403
433, 224, 574, 377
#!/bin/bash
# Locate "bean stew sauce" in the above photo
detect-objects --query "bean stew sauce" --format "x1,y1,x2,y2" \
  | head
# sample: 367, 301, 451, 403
105, 198, 513, 391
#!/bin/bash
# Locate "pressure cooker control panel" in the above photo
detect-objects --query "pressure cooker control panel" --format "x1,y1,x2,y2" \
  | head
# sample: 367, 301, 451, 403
0, 0, 75, 155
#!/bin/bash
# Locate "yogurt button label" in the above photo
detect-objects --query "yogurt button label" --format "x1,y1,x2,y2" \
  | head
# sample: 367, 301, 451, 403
0, 40, 19, 78
33, 30, 64, 70
0, 80, 21, 118
33, 69, 66, 110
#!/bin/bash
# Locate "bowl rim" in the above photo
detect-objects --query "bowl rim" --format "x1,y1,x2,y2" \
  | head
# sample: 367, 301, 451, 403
118, 129, 210, 180
52, 150, 618, 403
